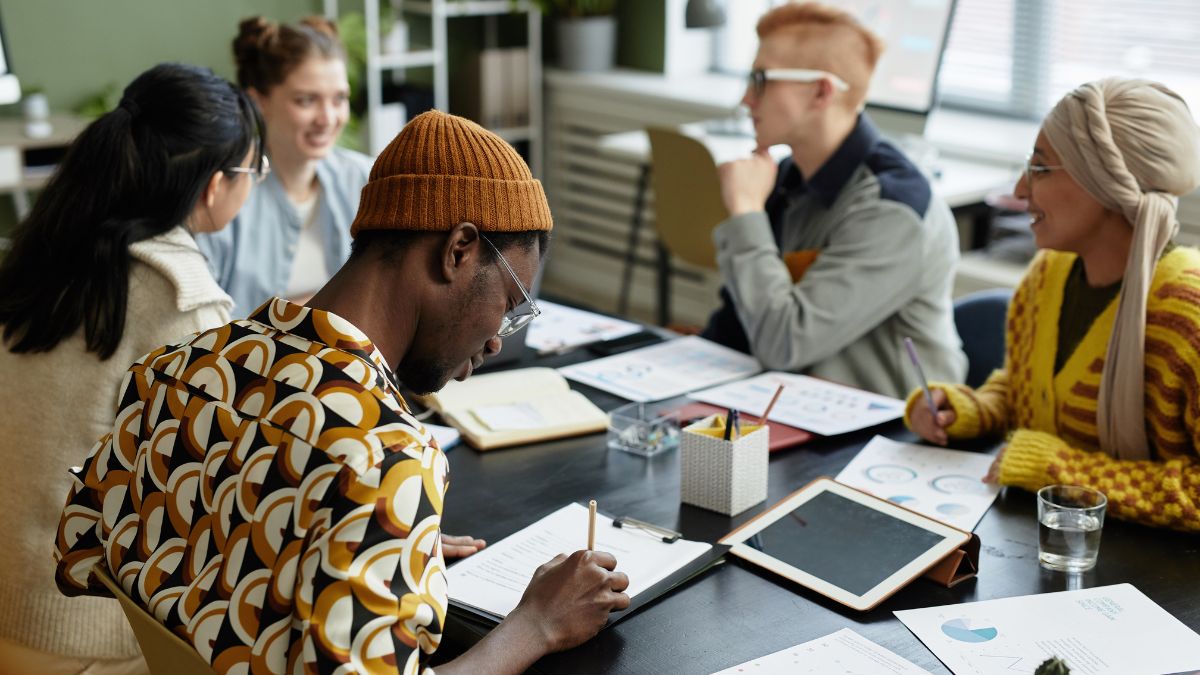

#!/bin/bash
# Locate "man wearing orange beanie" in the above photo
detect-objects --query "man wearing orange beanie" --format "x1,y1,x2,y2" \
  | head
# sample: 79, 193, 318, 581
55, 111, 630, 674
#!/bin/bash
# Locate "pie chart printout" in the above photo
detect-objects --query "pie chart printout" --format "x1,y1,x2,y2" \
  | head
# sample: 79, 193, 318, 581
941, 618, 998, 643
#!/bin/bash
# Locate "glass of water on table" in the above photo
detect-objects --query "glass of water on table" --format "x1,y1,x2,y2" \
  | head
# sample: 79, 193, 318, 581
1037, 485, 1107, 572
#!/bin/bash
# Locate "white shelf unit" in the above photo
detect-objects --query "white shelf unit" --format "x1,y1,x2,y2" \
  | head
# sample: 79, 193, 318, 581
324, 0, 542, 175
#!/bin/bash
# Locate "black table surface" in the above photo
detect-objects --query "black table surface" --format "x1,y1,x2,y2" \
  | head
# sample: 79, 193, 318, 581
434, 348, 1200, 674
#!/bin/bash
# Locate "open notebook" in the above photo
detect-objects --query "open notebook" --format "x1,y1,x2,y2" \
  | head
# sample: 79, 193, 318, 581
416, 367, 608, 450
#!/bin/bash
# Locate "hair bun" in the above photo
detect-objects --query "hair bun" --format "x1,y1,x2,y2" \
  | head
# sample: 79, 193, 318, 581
233, 16, 277, 68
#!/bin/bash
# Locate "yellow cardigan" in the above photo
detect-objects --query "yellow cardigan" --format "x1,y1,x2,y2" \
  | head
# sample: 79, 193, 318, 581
906, 247, 1200, 531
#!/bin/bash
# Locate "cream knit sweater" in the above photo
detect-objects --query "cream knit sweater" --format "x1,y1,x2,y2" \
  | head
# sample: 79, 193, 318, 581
0, 226, 231, 658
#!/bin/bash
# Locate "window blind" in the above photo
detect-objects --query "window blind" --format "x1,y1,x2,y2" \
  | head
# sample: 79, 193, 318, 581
716, 0, 1200, 120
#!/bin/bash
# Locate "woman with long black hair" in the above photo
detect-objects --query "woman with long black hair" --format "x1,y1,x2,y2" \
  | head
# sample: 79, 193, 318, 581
0, 62, 263, 673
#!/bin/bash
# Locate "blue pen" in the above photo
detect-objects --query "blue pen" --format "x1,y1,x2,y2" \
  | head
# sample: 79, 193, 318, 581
903, 337, 940, 422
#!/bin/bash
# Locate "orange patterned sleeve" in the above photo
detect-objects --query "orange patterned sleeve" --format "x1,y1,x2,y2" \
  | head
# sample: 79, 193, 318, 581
296, 436, 450, 674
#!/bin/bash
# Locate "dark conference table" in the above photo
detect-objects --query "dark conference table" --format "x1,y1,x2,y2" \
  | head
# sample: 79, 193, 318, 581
436, 350, 1200, 674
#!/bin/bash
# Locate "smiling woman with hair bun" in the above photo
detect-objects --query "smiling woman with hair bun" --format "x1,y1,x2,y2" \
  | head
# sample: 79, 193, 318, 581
197, 15, 373, 317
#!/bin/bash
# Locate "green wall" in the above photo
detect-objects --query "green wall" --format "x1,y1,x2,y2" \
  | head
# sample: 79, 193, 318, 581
615, 0, 665, 72
1, 0, 321, 113
0, 0, 322, 233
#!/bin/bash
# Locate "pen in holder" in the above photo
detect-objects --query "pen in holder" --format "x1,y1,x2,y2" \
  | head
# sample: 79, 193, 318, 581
680, 414, 768, 516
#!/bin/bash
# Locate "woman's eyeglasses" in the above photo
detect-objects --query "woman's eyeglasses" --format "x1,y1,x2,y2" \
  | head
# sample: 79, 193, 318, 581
1023, 155, 1066, 187
747, 68, 851, 99
226, 155, 271, 185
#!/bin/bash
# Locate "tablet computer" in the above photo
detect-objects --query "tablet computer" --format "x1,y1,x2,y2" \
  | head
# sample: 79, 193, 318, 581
719, 477, 970, 611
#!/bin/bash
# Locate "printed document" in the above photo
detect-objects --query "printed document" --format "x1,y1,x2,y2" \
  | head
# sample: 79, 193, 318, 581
447, 503, 712, 619
712, 628, 931, 674
836, 436, 999, 531
895, 584, 1200, 675
525, 300, 642, 354
689, 372, 904, 436
559, 336, 761, 402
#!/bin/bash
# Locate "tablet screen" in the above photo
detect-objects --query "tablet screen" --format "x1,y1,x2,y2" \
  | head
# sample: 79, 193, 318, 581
746, 490, 948, 596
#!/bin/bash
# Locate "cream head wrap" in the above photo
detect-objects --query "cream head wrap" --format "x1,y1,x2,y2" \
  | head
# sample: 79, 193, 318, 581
1041, 78, 1200, 460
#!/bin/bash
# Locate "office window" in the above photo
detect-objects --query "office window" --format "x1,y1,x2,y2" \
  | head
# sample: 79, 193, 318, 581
715, 0, 1200, 119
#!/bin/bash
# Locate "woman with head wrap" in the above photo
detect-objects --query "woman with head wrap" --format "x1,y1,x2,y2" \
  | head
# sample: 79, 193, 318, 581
907, 77, 1200, 532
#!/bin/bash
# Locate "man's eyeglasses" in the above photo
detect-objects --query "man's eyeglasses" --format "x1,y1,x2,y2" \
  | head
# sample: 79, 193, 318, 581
747, 68, 851, 99
1023, 155, 1066, 188
226, 154, 271, 185
482, 236, 540, 338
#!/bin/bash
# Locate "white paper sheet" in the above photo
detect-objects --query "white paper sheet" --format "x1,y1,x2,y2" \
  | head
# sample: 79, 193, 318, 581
895, 584, 1200, 675
558, 336, 761, 402
688, 372, 904, 436
446, 503, 712, 619
525, 300, 643, 354
470, 402, 548, 431
836, 436, 1000, 531
712, 628, 931, 675
425, 423, 461, 450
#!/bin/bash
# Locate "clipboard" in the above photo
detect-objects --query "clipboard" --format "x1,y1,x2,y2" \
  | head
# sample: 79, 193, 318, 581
720, 478, 973, 611
446, 504, 728, 629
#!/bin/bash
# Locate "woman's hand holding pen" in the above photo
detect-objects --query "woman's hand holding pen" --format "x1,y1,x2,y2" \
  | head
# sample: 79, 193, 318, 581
909, 388, 956, 446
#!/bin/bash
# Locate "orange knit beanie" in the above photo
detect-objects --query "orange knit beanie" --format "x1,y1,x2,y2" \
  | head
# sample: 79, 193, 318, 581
350, 110, 553, 237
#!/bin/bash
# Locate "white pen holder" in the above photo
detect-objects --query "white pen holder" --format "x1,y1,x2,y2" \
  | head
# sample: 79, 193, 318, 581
680, 414, 769, 516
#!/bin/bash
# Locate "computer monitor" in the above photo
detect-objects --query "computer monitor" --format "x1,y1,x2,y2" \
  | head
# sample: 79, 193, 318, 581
838, 0, 958, 137
0, 15, 20, 104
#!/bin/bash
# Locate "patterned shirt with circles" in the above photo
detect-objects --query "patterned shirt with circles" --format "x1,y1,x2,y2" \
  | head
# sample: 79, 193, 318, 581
55, 298, 449, 674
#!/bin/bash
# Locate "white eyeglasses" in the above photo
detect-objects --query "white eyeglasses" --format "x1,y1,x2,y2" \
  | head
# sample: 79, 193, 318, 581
748, 68, 851, 98
482, 236, 541, 338
225, 154, 271, 185
1024, 155, 1066, 187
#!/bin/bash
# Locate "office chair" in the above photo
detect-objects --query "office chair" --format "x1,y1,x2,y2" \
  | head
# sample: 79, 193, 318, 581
954, 288, 1013, 388
630, 127, 728, 326
91, 565, 213, 675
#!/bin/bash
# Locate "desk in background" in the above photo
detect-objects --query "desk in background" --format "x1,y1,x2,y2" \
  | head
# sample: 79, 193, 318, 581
438, 346, 1200, 674
0, 113, 88, 221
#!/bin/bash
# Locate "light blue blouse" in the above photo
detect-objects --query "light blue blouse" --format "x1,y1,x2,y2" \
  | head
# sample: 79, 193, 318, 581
197, 146, 372, 317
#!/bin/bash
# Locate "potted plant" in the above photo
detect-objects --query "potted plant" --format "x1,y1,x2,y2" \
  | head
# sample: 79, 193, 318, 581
530, 0, 618, 72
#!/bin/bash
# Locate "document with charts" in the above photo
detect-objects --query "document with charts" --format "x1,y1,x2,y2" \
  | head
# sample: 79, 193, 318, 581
688, 372, 905, 436
836, 436, 999, 531
895, 584, 1200, 675
558, 336, 761, 402
712, 628, 931, 675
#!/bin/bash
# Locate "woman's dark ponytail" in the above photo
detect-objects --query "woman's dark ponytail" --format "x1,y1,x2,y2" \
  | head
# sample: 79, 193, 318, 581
0, 63, 263, 359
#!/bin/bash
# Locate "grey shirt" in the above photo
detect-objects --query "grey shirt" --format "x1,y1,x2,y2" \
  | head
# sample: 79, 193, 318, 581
702, 115, 966, 398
